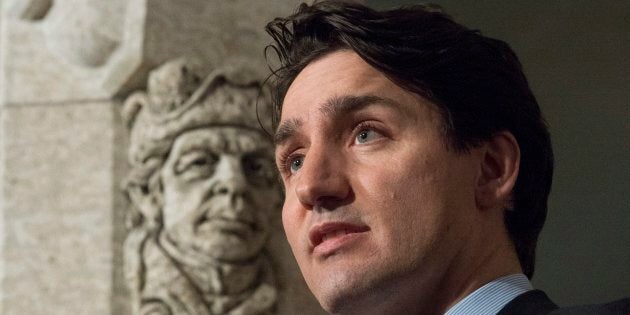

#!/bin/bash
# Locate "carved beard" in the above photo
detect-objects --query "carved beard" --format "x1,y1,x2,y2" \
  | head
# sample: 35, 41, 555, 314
159, 232, 264, 295
134, 231, 277, 315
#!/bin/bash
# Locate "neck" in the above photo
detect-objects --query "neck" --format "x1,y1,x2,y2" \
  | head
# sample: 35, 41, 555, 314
432, 219, 523, 314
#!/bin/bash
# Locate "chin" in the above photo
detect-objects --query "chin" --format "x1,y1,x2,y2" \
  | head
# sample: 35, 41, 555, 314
311, 268, 381, 314
318, 286, 379, 315
194, 235, 265, 261
310, 260, 421, 315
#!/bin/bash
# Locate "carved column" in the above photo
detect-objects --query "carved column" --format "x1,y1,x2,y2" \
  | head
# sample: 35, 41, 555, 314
0, 0, 323, 314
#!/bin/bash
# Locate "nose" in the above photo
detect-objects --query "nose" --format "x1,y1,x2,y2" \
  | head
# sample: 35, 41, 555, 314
212, 155, 248, 196
295, 145, 351, 210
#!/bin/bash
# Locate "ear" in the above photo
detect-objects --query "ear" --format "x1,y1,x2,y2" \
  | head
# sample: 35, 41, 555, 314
475, 131, 520, 212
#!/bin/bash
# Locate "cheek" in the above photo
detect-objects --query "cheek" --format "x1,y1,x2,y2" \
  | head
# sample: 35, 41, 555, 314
162, 194, 194, 230
354, 150, 451, 241
354, 151, 439, 211
281, 194, 302, 249
162, 179, 211, 220
166, 183, 203, 208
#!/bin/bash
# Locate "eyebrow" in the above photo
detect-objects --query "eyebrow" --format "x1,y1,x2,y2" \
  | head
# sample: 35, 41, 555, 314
274, 117, 303, 146
274, 94, 398, 146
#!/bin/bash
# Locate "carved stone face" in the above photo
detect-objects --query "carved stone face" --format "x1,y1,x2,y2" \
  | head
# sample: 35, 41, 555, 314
160, 127, 279, 262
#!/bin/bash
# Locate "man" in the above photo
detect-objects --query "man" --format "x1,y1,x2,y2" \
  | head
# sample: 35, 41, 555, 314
123, 59, 280, 314
265, 1, 629, 314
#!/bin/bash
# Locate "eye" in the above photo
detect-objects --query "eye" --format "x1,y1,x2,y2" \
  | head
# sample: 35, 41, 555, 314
277, 149, 305, 176
289, 156, 304, 173
191, 157, 210, 166
191, 155, 218, 167
175, 151, 219, 175
355, 128, 380, 144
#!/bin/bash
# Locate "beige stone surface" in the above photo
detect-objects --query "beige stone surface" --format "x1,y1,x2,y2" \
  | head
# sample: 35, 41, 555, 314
0, 0, 144, 104
140, 0, 305, 76
0, 101, 117, 314
0, 0, 305, 105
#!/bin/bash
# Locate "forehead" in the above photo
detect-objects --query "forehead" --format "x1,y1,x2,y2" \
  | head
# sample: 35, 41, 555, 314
281, 50, 426, 125
170, 127, 271, 156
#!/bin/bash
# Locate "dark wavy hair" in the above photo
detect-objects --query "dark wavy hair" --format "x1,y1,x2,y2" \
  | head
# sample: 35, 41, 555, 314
265, 0, 553, 278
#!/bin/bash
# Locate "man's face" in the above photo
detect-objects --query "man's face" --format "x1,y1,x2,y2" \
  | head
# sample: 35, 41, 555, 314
161, 127, 280, 262
275, 51, 482, 311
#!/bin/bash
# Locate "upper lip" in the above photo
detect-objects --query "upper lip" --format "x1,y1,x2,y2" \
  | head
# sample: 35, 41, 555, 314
308, 221, 370, 247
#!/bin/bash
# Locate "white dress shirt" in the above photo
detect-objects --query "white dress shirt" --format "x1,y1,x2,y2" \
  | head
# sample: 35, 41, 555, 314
445, 273, 533, 315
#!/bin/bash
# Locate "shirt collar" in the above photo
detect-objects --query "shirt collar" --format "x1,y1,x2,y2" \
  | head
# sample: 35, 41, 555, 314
445, 273, 533, 315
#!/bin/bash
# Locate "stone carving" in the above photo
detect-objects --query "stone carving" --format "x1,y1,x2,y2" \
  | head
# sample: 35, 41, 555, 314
7, 0, 53, 21
41, 0, 126, 67
7, 0, 126, 67
122, 58, 281, 315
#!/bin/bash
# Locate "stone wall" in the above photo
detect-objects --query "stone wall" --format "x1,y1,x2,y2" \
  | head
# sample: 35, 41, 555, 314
0, 1, 325, 314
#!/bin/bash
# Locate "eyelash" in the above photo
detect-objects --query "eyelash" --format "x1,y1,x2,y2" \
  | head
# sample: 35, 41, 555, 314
278, 151, 303, 177
352, 121, 382, 142
277, 121, 386, 177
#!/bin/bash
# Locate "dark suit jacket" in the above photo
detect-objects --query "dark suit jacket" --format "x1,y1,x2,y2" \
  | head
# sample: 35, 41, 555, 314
498, 290, 630, 315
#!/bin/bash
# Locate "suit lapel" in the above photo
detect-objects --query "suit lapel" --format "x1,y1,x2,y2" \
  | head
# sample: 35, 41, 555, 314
497, 290, 558, 315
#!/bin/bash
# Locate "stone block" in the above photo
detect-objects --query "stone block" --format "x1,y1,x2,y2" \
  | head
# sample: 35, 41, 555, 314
0, 101, 117, 315
0, 0, 144, 104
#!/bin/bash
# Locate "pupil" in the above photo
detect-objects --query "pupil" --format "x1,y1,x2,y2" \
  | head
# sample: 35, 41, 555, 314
292, 159, 302, 170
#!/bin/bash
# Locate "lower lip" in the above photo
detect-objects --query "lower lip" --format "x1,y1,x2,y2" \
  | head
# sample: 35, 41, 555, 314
313, 232, 368, 257
198, 220, 252, 235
